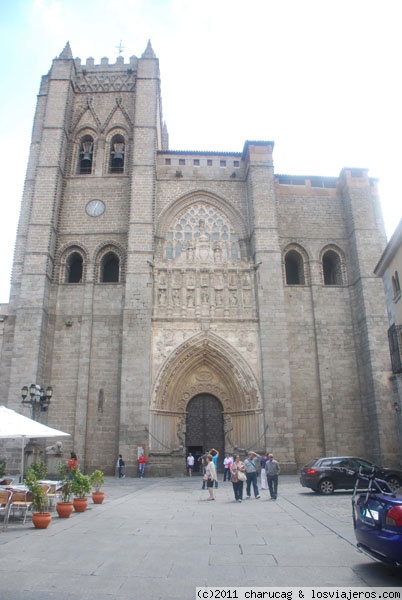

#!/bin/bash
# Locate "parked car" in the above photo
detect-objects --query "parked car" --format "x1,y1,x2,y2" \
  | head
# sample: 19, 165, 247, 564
300, 456, 402, 495
353, 468, 402, 567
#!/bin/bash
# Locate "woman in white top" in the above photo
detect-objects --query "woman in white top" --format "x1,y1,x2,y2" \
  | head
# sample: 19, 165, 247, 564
205, 454, 217, 500
186, 452, 195, 476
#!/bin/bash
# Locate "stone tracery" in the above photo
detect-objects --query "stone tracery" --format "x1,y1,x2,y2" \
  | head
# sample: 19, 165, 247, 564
164, 203, 241, 263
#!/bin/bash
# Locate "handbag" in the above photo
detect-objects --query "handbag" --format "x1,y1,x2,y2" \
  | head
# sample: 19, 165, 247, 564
237, 470, 246, 482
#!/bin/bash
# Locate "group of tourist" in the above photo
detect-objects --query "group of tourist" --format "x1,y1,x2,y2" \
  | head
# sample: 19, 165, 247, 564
190, 448, 280, 502
71, 447, 278, 495
115, 452, 146, 479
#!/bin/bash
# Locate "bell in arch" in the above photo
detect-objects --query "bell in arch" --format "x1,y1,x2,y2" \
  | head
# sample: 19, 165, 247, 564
111, 142, 125, 172
81, 141, 93, 163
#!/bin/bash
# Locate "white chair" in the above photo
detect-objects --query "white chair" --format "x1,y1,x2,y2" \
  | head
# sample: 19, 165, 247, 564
0, 489, 13, 530
9, 490, 32, 525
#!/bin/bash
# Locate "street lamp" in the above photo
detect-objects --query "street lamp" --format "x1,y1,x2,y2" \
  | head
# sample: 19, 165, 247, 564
21, 383, 53, 420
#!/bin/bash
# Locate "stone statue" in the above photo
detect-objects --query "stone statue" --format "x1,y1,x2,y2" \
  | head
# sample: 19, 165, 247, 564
45, 441, 63, 455
177, 416, 186, 446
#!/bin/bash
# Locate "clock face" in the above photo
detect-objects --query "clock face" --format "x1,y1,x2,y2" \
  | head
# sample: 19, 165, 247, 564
85, 199, 105, 217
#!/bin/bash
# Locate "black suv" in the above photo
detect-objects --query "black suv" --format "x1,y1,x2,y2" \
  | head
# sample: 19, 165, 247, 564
300, 456, 402, 494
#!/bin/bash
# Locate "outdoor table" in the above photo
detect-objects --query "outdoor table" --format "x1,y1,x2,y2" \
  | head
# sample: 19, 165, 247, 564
5, 484, 28, 491
38, 480, 63, 492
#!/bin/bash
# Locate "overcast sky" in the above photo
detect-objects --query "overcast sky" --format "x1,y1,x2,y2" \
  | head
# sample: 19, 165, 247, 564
0, 0, 401, 303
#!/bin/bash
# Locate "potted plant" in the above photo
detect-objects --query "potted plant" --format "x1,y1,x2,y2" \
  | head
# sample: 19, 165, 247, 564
90, 469, 105, 504
24, 473, 52, 529
55, 462, 74, 518
71, 469, 91, 512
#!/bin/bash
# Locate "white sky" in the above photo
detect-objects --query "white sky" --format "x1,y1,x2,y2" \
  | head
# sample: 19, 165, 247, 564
0, 0, 401, 303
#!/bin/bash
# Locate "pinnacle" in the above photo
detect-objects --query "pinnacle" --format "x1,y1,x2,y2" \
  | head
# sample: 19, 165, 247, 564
141, 39, 156, 59
59, 41, 73, 60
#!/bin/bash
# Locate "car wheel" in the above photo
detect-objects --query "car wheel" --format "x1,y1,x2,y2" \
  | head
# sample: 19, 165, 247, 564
318, 479, 335, 494
385, 476, 402, 492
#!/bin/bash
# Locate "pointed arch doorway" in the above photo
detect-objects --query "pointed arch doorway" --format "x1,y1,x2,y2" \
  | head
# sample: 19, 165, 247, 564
186, 394, 224, 474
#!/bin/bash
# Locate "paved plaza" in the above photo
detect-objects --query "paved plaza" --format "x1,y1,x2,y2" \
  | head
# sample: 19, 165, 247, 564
0, 475, 401, 599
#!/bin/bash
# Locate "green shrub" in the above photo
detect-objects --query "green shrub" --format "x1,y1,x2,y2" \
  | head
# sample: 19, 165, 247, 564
90, 469, 104, 491
26, 459, 48, 480
57, 462, 73, 502
24, 473, 49, 513
71, 470, 91, 498
0, 458, 6, 479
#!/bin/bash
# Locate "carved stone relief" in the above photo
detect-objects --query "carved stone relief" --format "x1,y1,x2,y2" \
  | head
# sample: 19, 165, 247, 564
152, 331, 262, 414
74, 72, 136, 93
154, 265, 255, 319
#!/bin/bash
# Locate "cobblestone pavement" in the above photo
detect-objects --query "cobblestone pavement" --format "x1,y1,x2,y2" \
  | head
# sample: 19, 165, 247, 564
0, 475, 401, 600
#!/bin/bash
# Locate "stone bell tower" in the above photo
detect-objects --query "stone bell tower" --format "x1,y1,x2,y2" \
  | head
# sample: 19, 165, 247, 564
1, 41, 166, 472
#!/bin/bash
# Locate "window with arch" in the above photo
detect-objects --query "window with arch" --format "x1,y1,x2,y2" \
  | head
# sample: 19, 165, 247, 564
285, 249, 305, 285
164, 202, 240, 262
322, 249, 343, 285
109, 134, 125, 173
100, 251, 120, 283
78, 134, 94, 174
65, 252, 83, 283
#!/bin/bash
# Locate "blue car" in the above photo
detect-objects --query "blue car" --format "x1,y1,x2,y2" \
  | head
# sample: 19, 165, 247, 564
352, 468, 402, 567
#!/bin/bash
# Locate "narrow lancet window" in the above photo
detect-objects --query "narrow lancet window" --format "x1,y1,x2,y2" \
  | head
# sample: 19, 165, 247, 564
66, 252, 83, 283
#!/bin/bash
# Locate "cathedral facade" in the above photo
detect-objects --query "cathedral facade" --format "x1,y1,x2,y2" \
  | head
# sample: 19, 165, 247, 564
0, 42, 398, 475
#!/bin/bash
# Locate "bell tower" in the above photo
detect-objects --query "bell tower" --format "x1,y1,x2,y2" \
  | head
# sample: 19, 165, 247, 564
5, 42, 76, 404
1, 41, 166, 471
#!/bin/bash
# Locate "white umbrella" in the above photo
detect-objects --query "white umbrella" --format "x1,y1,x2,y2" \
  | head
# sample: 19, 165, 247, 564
0, 405, 70, 480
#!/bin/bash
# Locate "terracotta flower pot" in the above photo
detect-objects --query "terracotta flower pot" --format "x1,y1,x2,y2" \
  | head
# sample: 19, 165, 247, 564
92, 491, 105, 504
56, 501, 74, 518
73, 497, 88, 512
32, 512, 52, 529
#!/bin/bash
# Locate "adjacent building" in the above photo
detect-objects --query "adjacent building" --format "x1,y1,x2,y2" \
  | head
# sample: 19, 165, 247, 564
375, 219, 402, 455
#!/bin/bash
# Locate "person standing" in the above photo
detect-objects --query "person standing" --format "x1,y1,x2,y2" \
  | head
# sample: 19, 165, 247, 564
200, 452, 208, 490
67, 452, 78, 479
186, 452, 195, 476
209, 448, 219, 488
230, 455, 246, 502
138, 452, 147, 478
265, 452, 280, 500
118, 454, 125, 478
244, 451, 261, 499
223, 453, 233, 482
260, 452, 269, 491
205, 454, 217, 500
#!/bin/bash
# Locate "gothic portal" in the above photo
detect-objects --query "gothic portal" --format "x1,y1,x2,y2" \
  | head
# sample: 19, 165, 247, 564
0, 42, 399, 476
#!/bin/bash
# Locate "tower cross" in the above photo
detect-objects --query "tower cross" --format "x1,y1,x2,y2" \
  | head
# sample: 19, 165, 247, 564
116, 40, 125, 56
